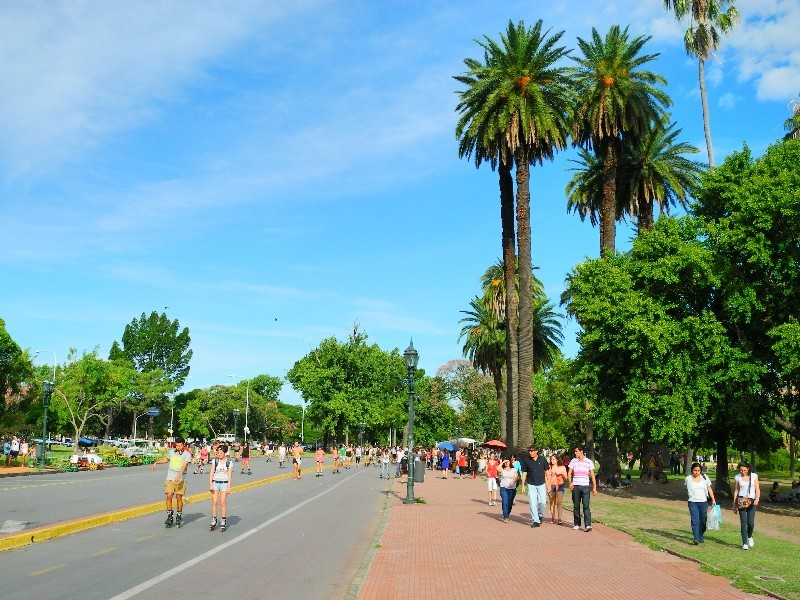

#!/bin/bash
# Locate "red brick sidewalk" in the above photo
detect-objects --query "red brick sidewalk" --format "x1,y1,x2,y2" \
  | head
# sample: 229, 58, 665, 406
359, 472, 754, 600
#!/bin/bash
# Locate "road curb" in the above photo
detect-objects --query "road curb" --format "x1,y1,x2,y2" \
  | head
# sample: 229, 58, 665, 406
0, 466, 305, 553
345, 476, 394, 600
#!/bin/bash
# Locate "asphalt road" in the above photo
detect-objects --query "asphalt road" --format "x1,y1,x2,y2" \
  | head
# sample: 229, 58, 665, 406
1, 463, 390, 599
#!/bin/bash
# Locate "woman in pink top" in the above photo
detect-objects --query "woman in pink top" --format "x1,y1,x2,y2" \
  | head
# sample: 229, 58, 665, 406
546, 455, 568, 524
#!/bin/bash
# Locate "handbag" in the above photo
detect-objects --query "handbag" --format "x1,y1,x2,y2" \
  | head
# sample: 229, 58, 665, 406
736, 477, 753, 510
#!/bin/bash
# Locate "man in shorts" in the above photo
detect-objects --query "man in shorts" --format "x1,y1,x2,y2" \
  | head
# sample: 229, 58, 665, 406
152, 436, 192, 528
292, 441, 304, 479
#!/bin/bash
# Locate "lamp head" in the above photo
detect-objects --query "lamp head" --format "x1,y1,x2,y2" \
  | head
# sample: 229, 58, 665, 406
403, 339, 419, 370
42, 380, 54, 407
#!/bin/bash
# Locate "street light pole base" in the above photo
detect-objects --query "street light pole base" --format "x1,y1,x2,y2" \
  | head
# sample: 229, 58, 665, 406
403, 497, 416, 504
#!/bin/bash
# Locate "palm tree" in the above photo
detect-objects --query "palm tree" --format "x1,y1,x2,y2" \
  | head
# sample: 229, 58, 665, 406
455, 20, 573, 450
621, 120, 704, 233
567, 120, 704, 238
459, 297, 507, 440
477, 260, 546, 440
571, 25, 671, 258
785, 93, 800, 141
663, 0, 740, 168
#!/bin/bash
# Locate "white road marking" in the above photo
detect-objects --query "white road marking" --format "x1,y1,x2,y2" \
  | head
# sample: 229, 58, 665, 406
108, 470, 361, 600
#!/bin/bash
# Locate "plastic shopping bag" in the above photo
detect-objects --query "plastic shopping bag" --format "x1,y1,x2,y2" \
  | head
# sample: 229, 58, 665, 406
714, 503, 722, 525
706, 504, 720, 530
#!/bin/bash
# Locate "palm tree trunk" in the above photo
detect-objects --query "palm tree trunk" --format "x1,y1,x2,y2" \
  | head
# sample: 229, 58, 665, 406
493, 367, 506, 442
500, 157, 518, 449
600, 137, 618, 258
637, 197, 654, 235
699, 58, 715, 168
515, 154, 534, 451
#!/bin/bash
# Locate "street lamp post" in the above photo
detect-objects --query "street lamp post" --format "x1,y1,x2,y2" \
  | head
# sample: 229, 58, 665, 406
233, 408, 240, 441
301, 402, 305, 443
403, 339, 419, 505
133, 411, 149, 441
243, 380, 250, 445
167, 392, 176, 442
359, 422, 365, 448
40, 380, 54, 469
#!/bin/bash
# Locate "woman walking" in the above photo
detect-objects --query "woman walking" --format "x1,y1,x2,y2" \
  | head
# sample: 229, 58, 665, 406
733, 462, 760, 550
685, 462, 716, 544
498, 458, 519, 522
546, 454, 568, 524
440, 450, 450, 479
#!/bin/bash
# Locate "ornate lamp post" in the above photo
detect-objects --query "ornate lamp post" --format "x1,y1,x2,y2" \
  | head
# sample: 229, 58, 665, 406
40, 380, 54, 469
403, 340, 419, 505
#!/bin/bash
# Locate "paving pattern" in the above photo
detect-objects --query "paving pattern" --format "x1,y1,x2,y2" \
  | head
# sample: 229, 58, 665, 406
359, 472, 755, 600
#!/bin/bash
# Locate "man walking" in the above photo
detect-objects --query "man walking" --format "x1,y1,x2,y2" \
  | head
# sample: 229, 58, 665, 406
152, 436, 192, 528
567, 446, 597, 531
520, 445, 549, 528
291, 441, 304, 480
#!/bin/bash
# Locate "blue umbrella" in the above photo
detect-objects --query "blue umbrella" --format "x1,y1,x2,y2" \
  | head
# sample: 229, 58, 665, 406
438, 441, 456, 451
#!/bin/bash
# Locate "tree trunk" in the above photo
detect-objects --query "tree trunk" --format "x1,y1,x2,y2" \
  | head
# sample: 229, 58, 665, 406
493, 368, 506, 443
698, 58, 715, 168
598, 437, 620, 482
515, 154, 534, 452
599, 136, 618, 259
500, 157, 518, 449
715, 438, 732, 498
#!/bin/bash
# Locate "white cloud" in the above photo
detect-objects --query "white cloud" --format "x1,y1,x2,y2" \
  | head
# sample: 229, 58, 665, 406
0, 2, 306, 177
729, 0, 800, 101
718, 92, 739, 109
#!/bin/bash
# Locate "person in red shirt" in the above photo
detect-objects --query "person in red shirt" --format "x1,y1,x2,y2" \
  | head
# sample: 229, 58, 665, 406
486, 453, 500, 506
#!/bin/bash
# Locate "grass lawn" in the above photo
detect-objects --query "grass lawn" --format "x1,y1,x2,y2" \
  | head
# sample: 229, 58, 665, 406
591, 473, 800, 598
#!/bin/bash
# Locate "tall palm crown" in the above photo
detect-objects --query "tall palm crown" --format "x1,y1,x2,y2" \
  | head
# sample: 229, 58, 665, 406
455, 20, 574, 167
663, 0, 739, 167
566, 120, 703, 239
455, 19, 573, 450
621, 120, 704, 233
571, 25, 671, 257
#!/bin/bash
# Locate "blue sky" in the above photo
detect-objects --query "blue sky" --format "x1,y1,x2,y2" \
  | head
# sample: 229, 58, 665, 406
3, 1, 798, 404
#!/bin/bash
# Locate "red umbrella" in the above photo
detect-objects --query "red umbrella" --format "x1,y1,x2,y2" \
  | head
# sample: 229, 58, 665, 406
480, 440, 507, 450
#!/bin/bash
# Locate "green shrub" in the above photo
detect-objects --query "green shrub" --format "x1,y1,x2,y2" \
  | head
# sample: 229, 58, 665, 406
758, 448, 796, 472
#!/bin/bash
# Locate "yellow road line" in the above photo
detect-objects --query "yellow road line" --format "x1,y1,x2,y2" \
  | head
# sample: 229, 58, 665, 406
135, 534, 158, 542
91, 547, 116, 556
0, 467, 317, 553
30, 563, 66, 576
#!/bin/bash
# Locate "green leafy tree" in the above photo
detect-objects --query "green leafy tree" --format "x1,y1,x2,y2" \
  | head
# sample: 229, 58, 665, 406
286, 328, 406, 446
52, 349, 118, 450
693, 140, 800, 442
110, 311, 192, 388
456, 19, 573, 451
0, 319, 34, 427
531, 357, 584, 450
663, 0, 739, 167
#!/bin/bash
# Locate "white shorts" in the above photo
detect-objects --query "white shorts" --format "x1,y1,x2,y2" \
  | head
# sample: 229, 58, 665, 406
211, 480, 229, 492
487, 478, 498, 491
